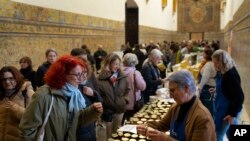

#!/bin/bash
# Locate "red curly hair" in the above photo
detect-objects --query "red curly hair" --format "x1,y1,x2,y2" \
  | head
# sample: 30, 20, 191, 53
44, 55, 87, 89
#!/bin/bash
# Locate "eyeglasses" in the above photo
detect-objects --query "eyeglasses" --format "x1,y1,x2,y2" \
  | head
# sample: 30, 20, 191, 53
69, 71, 87, 79
1, 77, 15, 82
19, 62, 28, 64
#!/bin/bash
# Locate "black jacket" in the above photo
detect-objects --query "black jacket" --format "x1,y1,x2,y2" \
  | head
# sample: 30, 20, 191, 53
221, 67, 244, 117
141, 61, 162, 103
36, 61, 51, 87
20, 67, 37, 90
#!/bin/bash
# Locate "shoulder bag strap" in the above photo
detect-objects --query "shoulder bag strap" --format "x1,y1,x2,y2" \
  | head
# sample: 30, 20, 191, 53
22, 89, 27, 108
133, 71, 137, 103
36, 95, 54, 140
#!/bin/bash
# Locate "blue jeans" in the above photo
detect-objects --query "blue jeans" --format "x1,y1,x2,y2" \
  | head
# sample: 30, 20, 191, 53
215, 107, 240, 141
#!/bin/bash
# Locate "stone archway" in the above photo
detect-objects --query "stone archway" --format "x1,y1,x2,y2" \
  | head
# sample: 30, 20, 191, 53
125, 0, 138, 47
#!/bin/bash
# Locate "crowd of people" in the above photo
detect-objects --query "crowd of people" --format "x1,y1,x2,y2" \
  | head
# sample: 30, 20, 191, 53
0, 40, 245, 141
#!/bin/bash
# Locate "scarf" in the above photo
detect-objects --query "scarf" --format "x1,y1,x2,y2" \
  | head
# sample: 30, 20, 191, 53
5, 89, 16, 97
61, 83, 86, 113
110, 71, 118, 87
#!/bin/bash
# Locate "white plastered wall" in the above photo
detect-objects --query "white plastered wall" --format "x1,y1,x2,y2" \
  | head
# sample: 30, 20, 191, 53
220, 0, 244, 29
12, 0, 177, 31
11, 0, 126, 21
135, 0, 177, 31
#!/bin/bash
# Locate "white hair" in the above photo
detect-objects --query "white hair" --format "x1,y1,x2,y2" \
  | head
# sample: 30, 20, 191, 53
212, 49, 235, 74
149, 49, 163, 58
123, 53, 138, 67
167, 69, 196, 94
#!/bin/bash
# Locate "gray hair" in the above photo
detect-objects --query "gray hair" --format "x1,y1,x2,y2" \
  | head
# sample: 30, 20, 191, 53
123, 53, 138, 67
149, 49, 163, 58
212, 49, 235, 74
167, 69, 196, 94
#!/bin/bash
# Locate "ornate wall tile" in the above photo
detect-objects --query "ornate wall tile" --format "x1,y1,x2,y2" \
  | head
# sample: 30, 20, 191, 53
178, 0, 220, 32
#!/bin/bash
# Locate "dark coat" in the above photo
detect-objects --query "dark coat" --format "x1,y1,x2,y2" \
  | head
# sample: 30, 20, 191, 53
141, 61, 162, 103
20, 66, 37, 90
221, 67, 244, 117
97, 70, 129, 122
36, 61, 51, 87
133, 49, 146, 71
77, 81, 103, 141
93, 50, 107, 71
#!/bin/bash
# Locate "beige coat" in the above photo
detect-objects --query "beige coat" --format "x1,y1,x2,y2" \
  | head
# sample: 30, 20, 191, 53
0, 81, 34, 141
148, 97, 216, 141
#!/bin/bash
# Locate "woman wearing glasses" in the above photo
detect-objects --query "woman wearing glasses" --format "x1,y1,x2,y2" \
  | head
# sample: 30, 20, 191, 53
19, 55, 103, 141
137, 70, 216, 141
97, 53, 129, 140
0, 66, 34, 141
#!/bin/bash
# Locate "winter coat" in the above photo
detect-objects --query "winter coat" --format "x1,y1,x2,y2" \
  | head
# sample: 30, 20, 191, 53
20, 66, 37, 90
36, 61, 51, 87
141, 61, 162, 103
147, 97, 216, 141
97, 70, 129, 121
123, 67, 146, 110
0, 81, 34, 141
19, 85, 102, 141
221, 67, 244, 117
93, 50, 107, 71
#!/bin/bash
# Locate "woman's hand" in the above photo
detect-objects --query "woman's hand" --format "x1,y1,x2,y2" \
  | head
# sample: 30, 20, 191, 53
82, 86, 94, 96
136, 124, 148, 136
224, 115, 235, 124
147, 127, 168, 141
3, 98, 16, 109
92, 102, 103, 113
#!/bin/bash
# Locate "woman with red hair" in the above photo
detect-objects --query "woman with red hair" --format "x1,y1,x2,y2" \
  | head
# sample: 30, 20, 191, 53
19, 55, 103, 141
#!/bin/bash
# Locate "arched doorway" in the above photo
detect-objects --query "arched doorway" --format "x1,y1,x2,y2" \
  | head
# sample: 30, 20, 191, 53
125, 0, 138, 48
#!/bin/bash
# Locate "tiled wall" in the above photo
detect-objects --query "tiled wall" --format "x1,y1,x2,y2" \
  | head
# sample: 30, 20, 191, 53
227, 0, 250, 118
178, 0, 220, 32
139, 25, 189, 43
0, 0, 187, 70
205, 0, 250, 119
0, 0, 125, 69
1, 1, 248, 118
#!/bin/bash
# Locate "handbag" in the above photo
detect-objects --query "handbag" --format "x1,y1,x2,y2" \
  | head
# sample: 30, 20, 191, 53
133, 71, 144, 112
36, 95, 54, 141
134, 97, 144, 112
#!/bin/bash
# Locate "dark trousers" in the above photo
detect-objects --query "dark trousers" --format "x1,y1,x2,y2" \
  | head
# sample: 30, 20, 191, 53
77, 124, 96, 141
122, 110, 136, 124
200, 85, 215, 118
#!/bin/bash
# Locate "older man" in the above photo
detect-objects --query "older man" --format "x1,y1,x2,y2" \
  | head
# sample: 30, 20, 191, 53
141, 48, 164, 103
137, 70, 216, 141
